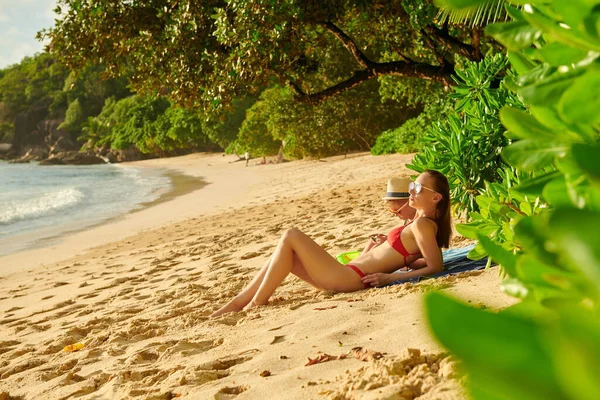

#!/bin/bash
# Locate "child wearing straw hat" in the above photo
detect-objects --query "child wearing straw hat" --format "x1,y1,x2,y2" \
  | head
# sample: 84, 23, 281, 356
362, 177, 417, 253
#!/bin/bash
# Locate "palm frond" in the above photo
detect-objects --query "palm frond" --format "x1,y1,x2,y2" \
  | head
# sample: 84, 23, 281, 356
436, 0, 514, 27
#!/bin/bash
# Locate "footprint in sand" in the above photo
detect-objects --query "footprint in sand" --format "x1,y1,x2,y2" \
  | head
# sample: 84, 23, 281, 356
0, 357, 46, 379
59, 371, 112, 399
126, 348, 160, 365
0, 340, 21, 356
217, 385, 250, 398
38, 358, 79, 381
240, 252, 261, 260
168, 352, 256, 391
159, 339, 222, 360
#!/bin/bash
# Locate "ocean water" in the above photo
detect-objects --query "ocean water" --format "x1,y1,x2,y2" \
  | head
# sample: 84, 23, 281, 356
0, 162, 172, 256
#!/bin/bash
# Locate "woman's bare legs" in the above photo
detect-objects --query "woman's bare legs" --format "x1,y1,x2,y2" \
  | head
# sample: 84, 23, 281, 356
244, 228, 363, 310
210, 252, 322, 317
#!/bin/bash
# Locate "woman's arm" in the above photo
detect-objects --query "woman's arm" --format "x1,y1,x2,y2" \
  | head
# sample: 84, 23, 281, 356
361, 263, 443, 286
360, 234, 386, 255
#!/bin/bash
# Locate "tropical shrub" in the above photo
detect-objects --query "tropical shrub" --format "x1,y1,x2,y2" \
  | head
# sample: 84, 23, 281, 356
58, 98, 85, 134
425, 1, 600, 399
409, 52, 524, 217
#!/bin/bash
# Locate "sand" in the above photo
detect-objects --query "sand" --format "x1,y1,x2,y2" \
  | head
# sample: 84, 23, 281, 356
0, 152, 518, 399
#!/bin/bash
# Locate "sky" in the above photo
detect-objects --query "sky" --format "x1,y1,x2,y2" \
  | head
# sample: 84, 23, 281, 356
0, 0, 57, 69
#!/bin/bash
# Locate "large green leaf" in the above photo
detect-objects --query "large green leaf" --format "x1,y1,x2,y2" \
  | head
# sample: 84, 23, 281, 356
572, 143, 600, 182
537, 42, 589, 66
583, 8, 600, 40
468, 241, 488, 260
558, 69, 600, 124
553, 0, 597, 33
518, 70, 581, 107
499, 106, 558, 140
502, 139, 567, 171
523, 7, 600, 52
425, 292, 566, 400
516, 255, 583, 293
486, 21, 542, 51
478, 233, 518, 276
548, 209, 600, 291
528, 106, 592, 142
554, 309, 600, 400
513, 215, 558, 267
457, 220, 499, 239
513, 170, 561, 196
542, 174, 592, 210
507, 50, 537, 74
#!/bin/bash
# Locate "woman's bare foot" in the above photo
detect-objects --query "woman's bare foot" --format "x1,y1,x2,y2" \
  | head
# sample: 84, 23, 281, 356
210, 299, 245, 317
242, 299, 267, 312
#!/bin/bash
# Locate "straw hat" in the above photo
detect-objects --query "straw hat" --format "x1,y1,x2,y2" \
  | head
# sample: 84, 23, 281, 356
381, 177, 411, 200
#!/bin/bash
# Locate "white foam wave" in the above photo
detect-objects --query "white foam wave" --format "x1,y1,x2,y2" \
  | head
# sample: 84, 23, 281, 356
0, 188, 84, 225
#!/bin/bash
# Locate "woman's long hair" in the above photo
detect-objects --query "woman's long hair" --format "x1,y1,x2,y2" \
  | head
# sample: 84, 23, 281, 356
424, 170, 452, 248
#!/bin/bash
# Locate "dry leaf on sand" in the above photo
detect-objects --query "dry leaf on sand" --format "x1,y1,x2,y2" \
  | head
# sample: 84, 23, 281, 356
305, 347, 384, 366
305, 353, 347, 366
313, 306, 337, 311
351, 346, 384, 361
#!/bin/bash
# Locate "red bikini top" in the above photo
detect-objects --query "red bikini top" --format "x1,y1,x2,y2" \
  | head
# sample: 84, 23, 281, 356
387, 221, 420, 263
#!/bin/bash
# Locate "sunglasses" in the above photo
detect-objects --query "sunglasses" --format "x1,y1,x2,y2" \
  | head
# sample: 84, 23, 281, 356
386, 202, 409, 215
409, 181, 438, 194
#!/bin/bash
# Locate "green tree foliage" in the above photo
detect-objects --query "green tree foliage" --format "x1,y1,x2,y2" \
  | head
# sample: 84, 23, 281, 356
62, 63, 132, 117
372, 76, 449, 155
82, 95, 215, 154
41, 0, 488, 115
227, 99, 282, 157
202, 96, 258, 149
229, 80, 418, 159
425, 1, 600, 399
0, 122, 12, 142
408, 53, 524, 216
371, 96, 453, 155
0, 53, 70, 119
58, 98, 85, 133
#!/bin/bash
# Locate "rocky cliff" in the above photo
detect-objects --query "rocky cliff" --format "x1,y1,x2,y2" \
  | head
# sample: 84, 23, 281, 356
1, 107, 141, 165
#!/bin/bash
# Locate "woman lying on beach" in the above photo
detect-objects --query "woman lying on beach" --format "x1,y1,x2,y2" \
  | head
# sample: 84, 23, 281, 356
211, 170, 451, 317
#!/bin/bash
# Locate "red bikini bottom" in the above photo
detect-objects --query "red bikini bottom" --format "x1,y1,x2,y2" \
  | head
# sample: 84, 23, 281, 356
347, 264, 370, 289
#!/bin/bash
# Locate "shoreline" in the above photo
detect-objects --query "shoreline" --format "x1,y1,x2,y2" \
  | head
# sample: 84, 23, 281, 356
0, 164, 206, 266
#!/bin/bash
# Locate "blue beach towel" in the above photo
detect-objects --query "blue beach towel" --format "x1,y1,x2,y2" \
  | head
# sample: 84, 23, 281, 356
387, 244, 492, 286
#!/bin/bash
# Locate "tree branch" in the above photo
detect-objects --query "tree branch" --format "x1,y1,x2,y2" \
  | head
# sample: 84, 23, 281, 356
424, 25, 481, 62
287, 21, 470, 104
319, 21, 372, 69
471, 27, 483, 61
420, 29, 448, 66
288, 61, 453, 104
